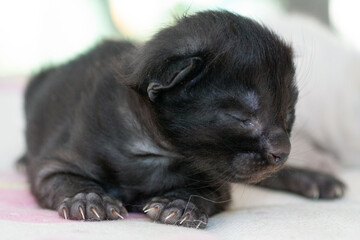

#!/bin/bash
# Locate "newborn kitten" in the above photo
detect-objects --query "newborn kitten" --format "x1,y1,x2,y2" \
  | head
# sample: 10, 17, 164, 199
21, 11, 345, 229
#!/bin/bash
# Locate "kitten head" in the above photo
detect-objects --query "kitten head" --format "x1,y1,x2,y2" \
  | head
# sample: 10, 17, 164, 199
133, 11, 298, 183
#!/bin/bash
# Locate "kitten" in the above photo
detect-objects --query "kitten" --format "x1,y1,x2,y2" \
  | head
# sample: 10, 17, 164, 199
21, 11, 344, 229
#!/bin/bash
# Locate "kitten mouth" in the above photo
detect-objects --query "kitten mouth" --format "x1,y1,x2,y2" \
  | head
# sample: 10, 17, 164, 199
234, 173, 271, 184
232, 165, 285, 183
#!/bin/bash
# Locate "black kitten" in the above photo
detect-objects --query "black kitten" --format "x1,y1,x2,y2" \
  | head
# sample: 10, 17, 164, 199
21, 11, 345, 229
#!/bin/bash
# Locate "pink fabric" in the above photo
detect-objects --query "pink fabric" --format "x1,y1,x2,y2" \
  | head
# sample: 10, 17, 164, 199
0, 172, 146, 223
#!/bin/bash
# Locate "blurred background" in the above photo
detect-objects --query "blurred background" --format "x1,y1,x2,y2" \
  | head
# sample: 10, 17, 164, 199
0, 0, 359, 79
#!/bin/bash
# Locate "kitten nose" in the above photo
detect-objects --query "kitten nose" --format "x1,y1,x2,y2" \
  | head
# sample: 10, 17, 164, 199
268, 152, 289, 165
265, 127, 291, 165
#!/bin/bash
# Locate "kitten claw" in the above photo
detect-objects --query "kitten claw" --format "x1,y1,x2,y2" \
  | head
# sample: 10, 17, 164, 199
90, 207, 100, 220
144, 198, 208, 228
180, 214, 190, 225
196, 220, 206, 229
144, 206, 158, 213
142, 204, 150, 211
164, 211, 177, 222
79, 206, 85, 220
111, 208, 124, 219
62, 208, 68, 220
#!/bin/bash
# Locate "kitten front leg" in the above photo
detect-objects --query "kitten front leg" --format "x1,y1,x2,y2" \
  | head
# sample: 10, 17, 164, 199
257, 166, 345, 199
29, 160, 127, 221
143, 186, 230, 229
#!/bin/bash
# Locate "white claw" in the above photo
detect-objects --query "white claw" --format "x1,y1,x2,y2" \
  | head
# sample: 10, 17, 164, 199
112, 209, 124, 219
180, 214, 190, 225
196, 220, 206, 229
79, 206, 85, 220
144, 206, 158, 213
91, 207, 100, 220
142, 204, 150, 211
62, 208, 68, 220
164, 211, 177, 222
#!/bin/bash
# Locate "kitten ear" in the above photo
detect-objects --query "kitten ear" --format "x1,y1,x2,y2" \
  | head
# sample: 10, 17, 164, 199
147, 57, 203, 102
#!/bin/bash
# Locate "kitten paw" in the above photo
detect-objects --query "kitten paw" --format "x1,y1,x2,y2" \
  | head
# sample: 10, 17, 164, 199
287, 170, 345, 199
143, 197, 208, 229
58, 192, 127, 221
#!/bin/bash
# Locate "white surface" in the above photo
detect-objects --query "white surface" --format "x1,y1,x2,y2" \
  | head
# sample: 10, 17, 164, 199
1, 170, 360, 240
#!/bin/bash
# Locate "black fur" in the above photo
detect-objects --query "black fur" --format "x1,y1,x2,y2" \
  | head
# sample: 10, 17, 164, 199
22, 11, 345, 228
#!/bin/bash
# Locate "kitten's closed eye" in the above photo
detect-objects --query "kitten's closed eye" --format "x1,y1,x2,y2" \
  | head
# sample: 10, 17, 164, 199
225, 112, 254, 128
